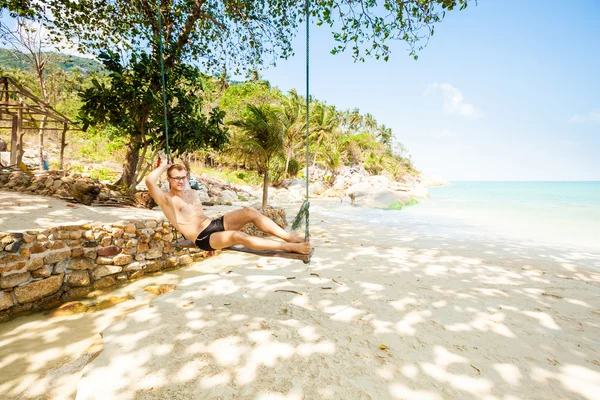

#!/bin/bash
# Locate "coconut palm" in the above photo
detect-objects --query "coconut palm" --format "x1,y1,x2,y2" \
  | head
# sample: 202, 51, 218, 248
278, 89, 306, 179
309, 102, 339, 168
322, 138, 342, 185
229, 103, 284, 209
377, 124, 393, 148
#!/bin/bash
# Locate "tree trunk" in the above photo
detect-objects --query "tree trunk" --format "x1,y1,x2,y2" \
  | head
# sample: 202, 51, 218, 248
59, 123, 67, 170
262, 169, 269, 210
284, 148, 292, 179
117, 134, 142, 193
311, 134, 323, 169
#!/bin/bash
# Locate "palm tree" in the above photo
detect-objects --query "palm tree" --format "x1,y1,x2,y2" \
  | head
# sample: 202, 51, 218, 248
278, 89, 306, 179
377, 124, 393, 149
309, 102, 339, 168
363, 113, 377, 134
322, 138, 342, 185
230, 104, 284, 209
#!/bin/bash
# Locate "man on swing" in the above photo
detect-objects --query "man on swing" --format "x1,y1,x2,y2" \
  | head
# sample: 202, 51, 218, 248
145, 162, 312, 255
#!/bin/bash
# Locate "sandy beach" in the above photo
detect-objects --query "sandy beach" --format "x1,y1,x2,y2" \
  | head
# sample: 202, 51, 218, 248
1, 191, 599, 399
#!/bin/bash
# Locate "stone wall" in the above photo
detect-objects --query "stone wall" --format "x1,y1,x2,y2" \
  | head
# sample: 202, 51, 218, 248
0, 169, 135, 205
0, 219, 206, 322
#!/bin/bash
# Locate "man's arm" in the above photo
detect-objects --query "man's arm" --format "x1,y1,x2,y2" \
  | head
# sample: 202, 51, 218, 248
145, 163, 170, 206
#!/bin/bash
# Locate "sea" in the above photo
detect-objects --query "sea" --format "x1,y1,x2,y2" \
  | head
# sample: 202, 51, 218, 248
314, 181, 600, 252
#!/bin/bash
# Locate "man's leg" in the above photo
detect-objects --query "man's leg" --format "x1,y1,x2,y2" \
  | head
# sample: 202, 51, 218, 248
209, 231, 311, 254
222, 207, 304, 243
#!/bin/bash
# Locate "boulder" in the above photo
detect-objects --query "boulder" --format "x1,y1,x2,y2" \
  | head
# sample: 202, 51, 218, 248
195, 187, 210, 202
350, 187, 413, 209
308, 181, 327, 196
218, 189, 238, 203
69, 181, 101, 205
134, 191, 156, 209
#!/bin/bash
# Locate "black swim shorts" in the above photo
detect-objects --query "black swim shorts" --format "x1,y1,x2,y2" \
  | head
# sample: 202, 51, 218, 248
194, 216, 225, 251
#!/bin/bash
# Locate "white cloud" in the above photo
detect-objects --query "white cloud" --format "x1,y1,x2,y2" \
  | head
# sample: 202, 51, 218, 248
427, 82, 483, 119
569, 110, 600, 124
431, 128, 455, 138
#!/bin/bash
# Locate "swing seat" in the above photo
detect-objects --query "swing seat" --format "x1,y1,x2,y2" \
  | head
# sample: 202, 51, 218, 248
172, 240, 314, 263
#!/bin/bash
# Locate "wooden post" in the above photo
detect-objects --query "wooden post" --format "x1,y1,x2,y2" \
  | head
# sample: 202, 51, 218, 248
39, 116, 48, 171
15, 106, 23, 166
10, 114, 18, 165
60, 122, 67, 170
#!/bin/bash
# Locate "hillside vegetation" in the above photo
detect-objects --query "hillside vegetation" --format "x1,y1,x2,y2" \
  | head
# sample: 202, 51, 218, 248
0, 48, 418, 197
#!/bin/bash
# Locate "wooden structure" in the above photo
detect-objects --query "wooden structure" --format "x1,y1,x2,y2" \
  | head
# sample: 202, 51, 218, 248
0, 76, 78, 169
174, 239, 314, 263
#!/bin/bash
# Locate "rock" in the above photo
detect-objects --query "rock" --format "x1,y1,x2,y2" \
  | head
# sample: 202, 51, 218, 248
0, 271, 31, 289
420, 174, 449, 187
93, 265, 123, 279
5, 239, 22, 253
407, 182, 430, 199
67, 270, 91, 287
350, 186, 413, 209
145, 247, 163, 260
320, 187, 345, 198
14, 273, 64, 304
368, 175, 391, 186
134, 191, 156, 209
69, 257, 94, 270
113, 254, 133, 266
123, 261, 145, 271
53, 260, 68, 274
309, 181, 327, 196
97, 246, 121, 257
332, 176, 348, 191
27, 257, 44, 271
218, 189, 238, 203
61, 287, 92, 301
0, 291, 14, 311
69, 180, 100, 205
44, 249, 71, 264
31, 266, 52, 279
93, 277, 116, 290
195, 187, 210, 202
145, 260, 164, 272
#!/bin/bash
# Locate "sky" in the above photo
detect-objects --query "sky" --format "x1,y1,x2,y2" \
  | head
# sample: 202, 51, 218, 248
1, 1, 598, 181
259, 0, 600, 181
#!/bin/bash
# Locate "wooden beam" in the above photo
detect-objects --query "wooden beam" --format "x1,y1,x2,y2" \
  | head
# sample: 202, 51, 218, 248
171, 240, 314, 263
0, 126, 79, 131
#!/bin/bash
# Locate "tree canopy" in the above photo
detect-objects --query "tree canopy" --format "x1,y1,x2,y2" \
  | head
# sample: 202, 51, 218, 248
2, 0, 472, 70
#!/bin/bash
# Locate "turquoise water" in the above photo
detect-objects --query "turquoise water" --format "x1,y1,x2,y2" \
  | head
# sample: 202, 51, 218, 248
314, 182, 600, 251
404, 181, 600, 250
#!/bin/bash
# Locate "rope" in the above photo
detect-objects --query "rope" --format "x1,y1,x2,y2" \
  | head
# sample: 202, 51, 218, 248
157, 0, 170, 163
304, 0, 310, 242
157, 0, 179, 247
292, 0, 311, 243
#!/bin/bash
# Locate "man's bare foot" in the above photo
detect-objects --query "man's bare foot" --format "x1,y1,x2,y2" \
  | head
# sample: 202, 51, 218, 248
289, 241, 312, 255
285, 232, 308, 243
